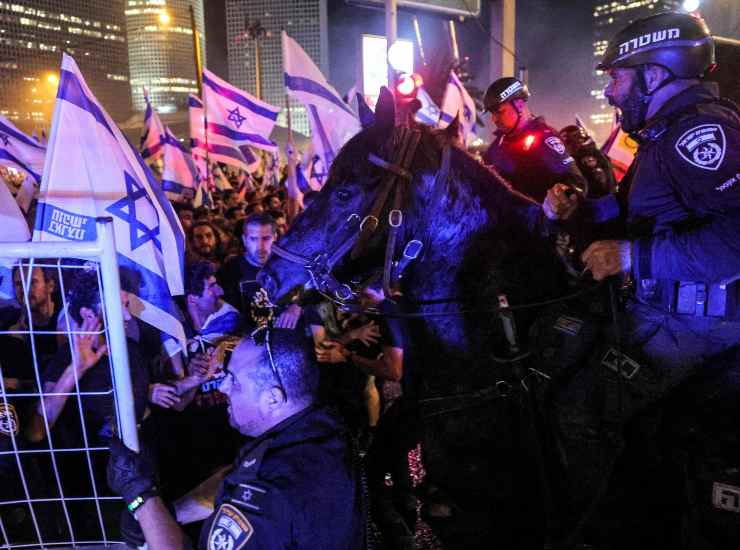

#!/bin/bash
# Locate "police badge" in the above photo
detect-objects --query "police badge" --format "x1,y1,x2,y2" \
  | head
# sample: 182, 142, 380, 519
207, 504, 254, 550
674, 123, 727, 171
545, 136, 566, 155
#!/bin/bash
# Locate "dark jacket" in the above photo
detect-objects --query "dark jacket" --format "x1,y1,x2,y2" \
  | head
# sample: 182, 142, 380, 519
484, 116, 587, 202
199, 405, 365, 550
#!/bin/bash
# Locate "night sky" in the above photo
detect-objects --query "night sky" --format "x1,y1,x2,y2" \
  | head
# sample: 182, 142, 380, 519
206, 1, 738, 143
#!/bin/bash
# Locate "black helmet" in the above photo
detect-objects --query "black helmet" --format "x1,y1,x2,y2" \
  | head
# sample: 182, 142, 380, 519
483, 77, 530, 111
597, 11, 715, 78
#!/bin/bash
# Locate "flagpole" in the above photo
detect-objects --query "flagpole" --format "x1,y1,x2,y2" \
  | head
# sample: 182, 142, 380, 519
285, 93, 301, 221
189, 5, 203, 97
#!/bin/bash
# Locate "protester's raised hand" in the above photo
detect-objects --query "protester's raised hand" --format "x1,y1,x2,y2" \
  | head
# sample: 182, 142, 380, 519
72, 317, 107, 373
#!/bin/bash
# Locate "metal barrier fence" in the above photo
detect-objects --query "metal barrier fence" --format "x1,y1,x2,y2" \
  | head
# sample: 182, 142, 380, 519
0, 218, 138, 548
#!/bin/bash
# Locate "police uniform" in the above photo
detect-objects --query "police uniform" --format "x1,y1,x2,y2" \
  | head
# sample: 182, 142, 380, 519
483, 116, 587, 203
199, 405, 366, 550
553, 81, 740, 529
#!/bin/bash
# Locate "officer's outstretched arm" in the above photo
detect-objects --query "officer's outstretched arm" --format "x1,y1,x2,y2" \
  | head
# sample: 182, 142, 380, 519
136, 497, 188, 550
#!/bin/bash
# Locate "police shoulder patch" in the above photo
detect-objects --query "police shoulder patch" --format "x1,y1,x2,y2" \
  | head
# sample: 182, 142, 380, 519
674, 123, 726, 171
545, 136, 566, 155
208, 503, 254, 550
0, 403, 19, 437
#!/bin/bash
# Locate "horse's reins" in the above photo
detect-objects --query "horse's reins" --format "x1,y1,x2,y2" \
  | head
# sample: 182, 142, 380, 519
271, 126, 424, 303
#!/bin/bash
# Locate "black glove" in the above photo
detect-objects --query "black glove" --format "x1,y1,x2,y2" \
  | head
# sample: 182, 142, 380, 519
107, 437, 157, 507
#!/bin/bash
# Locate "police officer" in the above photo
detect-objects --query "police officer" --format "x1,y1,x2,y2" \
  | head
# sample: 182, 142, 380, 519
543, 11, 740, 541
107, 329, 366, 550
483, 77, 587, 202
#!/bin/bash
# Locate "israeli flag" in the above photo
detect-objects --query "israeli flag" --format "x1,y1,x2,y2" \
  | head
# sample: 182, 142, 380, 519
161, 127, 198, 200
140, 89, 166, 164
282, 31, 360, 179
202, 68, 279, 153
415, 87, 441, 127
189, 92, 261, 174
0, 115, 45, 184
439, 71, 477, 146
33, 54, 187, 352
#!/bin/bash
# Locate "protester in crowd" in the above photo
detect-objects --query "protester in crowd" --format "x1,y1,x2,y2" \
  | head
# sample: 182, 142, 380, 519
145, 262, 244, 501
187, 221, 224, 268
483, 77, 587, 202
174, 204, 194, 235
107, 329, 366, 550
13, 264, 61, 367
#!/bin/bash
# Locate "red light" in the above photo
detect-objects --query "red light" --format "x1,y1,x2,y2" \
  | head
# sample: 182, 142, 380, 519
523, 134, 536, 150
395, 73, 423, 98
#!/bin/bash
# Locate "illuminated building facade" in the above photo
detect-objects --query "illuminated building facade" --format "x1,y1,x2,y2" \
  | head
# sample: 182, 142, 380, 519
225, 0, 328, 135
0, 1, 130, 129
590, 0, 680, 139
126, 0, 206, 114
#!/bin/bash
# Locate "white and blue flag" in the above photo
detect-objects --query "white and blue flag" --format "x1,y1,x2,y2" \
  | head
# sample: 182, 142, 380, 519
161, 127, 198, 201
439, 70, 477, 146
415, 87, 441, 127
282, 31, 360, 181
0, 114, 45, 184
202, 68, 279, 154
34, 54, 187, 352
189, 93, 261, 174
140, 89, 166, 164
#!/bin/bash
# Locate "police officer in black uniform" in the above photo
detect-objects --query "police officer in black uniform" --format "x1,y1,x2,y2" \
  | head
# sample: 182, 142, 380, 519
544, 11, 740, 543
107, 328, 366, 550
483, 77, 588, 202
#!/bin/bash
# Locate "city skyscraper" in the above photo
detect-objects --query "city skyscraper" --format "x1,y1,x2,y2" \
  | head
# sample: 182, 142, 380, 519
225, 0, 328, 135
126, 0, 206, 114
0, 0, 130, 129
590, 0, 680, 139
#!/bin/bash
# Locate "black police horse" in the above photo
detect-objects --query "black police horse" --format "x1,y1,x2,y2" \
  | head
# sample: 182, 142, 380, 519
260, 90, 740, 548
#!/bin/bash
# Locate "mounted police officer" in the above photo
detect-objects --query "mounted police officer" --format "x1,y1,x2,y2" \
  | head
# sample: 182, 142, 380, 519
543, 11, 740, 543
483, 77, 588, 202
107, 329, 366, 549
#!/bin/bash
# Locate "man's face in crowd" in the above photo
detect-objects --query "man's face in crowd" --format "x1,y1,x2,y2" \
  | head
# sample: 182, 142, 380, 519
604, 68, 638, 111
190, 275, 223, 316
274, 215, 288, 237
27, 267, 55, 312
268, 196, 281, 210
178, 210, 194, 234
491, 100, 521, 133
242, 223, 275, 267
219, 339, 276, 437
192, 224, 217, 257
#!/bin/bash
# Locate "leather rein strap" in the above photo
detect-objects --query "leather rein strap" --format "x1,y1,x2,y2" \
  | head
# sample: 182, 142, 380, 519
271, 127, 423, 303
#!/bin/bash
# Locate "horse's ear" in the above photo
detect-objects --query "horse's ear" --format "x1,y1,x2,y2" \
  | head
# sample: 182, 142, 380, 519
374, 86, 396, 136
356, 92, 375, 129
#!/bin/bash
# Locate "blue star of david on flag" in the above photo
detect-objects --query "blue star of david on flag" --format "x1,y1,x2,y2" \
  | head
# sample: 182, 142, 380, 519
463, 105, 472, 123
0, 133, 9, 147
106, 171, 161, 251
227, 106, 247, 129
310, 155, 327, 185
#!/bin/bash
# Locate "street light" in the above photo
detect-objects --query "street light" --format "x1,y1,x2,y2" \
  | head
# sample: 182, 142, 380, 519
46, 73, 58, 85
158, 11, 171, 26
683, 0, 700, 12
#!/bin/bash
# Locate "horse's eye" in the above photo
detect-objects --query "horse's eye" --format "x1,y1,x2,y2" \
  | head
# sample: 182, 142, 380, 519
336, 189, 352, 202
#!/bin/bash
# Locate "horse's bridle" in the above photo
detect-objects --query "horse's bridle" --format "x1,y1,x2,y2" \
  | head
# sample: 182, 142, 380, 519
271, 126, 427, 303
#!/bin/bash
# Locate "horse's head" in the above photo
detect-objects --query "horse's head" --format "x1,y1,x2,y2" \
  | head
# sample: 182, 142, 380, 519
260, 88, 459, 303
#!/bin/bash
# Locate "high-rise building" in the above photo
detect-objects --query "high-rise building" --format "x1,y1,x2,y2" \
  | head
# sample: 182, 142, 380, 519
590, 0, 680, 140
225, 0, 328, 135
0, 0, 130, 130
126, 0, 206, 114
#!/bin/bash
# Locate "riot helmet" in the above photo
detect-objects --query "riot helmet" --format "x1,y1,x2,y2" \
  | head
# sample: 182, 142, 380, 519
597, 11, 715, 78
483, 77, 530, 112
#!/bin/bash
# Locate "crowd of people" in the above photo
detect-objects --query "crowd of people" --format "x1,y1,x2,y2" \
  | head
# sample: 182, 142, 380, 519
1, 9, 739, 550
